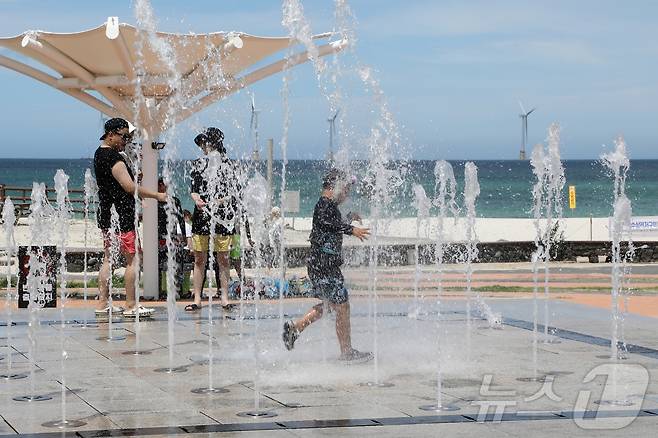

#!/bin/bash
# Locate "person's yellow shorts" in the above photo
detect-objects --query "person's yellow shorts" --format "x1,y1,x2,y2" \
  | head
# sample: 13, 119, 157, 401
191, 234, 232, 252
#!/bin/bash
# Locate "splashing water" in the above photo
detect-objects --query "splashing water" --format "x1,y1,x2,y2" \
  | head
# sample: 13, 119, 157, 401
602, 137, 634, 361
431, 160, 459, 410
2, 197, 17, 377
82, 169, 98, 327
529, 143, 547, 379
463, 163, 500, 331
609, 195, 632, 359
106, 206, 122, 341
26, 183, 55, 397
54, 170, 71, 424
409, 184, 430, 318
133, 0, 185, 349
363, 98, 403, 385
243, 173, 269, 412
134, 0, 197, 363
279, 0, 328, 322
542, 123, 565, 341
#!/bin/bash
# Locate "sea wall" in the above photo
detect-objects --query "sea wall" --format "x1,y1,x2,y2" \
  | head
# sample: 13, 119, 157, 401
61, 240, 657, 271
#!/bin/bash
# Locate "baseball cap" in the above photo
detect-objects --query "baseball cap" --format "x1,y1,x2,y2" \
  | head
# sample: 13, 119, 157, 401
100, 118, 136, 140
194, 127, 225, 153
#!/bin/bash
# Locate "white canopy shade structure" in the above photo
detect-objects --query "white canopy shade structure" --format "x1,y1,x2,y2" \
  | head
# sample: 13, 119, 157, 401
0, 18, 347, 298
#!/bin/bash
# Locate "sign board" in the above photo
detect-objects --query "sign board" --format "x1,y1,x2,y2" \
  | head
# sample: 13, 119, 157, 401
282, 190, 300, 214
568, 186, 576, 209
607, 216, 658, 240
17, 246, 57, 308
630, 216, 658, 232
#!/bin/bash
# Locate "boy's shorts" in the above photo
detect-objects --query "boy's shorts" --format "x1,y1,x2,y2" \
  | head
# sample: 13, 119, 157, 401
307, 263, 349, 305
191, 234, 231, 252
102, 229, 137, 255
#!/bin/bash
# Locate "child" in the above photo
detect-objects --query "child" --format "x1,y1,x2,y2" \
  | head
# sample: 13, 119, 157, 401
282, 169, 372, 362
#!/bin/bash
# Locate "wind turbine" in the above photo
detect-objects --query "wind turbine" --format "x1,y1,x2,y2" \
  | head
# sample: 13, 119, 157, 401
327, 109, 339, 162
518, 101, 536, 160
250, 94, 260, 161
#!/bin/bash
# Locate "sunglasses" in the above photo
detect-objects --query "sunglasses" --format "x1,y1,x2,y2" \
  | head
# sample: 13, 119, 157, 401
114, 131, 133, 141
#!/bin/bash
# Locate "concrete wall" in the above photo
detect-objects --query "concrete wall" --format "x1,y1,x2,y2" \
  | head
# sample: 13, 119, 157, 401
63, 240, 658, 271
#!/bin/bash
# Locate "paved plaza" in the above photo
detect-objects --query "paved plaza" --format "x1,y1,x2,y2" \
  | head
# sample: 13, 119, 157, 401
1, 263, 658, 437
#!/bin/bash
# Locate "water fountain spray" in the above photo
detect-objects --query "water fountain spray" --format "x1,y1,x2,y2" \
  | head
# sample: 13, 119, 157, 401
602, 137, 634, 362
358, 65, 403, 388
463, 163, 500, 334
521, 143, 548, 383
277, 0, 326, 324
130, 0, 178, 356
410, 184, 431, 319
1, 197, 26, 381
78, 169, 98, 328
541, 123, 565, 343
278, 0, 354, 325
237, 172, 277, 418
419, 160, 459, 412
55, 170, 71, 418
593, 137, 635, 408
14, 183, 55, 402
190, 150, 231, 395
280, 0, 348, 367
42, 170, 86, 428
96, 206, 126, 342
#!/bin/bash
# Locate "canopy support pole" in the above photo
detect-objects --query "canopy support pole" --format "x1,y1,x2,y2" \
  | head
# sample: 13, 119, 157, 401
141, 132, 159, 300
0, 54, 121, 117
21, 35, 132, 117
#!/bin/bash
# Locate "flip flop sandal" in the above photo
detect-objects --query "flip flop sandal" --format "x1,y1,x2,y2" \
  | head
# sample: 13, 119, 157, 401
185, 303, 201, 312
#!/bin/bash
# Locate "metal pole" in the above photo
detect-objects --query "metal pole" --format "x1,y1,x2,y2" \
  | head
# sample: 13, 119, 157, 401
267, 138, 274, 208
590, 215, 593, 241
141, 136, 159, 299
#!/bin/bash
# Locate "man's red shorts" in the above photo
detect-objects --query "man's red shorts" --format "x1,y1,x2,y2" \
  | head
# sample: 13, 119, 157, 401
102, 229, 137, 255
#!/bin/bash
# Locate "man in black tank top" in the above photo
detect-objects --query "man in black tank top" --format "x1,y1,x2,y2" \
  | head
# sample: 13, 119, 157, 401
93, 118, 166, 318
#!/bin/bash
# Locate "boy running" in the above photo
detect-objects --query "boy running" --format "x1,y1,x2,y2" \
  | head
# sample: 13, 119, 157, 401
282, 169, 372, 362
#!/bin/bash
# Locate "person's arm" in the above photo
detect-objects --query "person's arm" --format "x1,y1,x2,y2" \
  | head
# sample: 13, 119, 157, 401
111, 161, 165, 201
190, 167, 207, 209
345, 211, 368, 240
346, 212, 363, 224
191, 192, 206, 208
185, 223, 193, 249
351, 226, 370, 241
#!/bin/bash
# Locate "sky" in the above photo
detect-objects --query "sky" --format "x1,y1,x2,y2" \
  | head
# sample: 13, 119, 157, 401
0, 0, 656, 160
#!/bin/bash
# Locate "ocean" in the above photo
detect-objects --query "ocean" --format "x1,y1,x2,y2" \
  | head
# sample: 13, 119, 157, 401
1, 158, 657, 218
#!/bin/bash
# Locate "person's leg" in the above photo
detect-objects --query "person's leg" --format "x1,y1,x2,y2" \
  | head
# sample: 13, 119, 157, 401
217, 251, 231, 306
332, 301, 352, 355
283, 300, 324, 351
97, 247, 111, 309
213, 254, 221, 297
123, 252, 136, 309
232, 258, 242, 279
174, 244, 185, 294
192, 250, 207, 307
293, 302, 325, 333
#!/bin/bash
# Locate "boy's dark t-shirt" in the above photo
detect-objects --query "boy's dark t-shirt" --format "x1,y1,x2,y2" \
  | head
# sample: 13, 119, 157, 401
93, 146, 135, 232
308, 196, 353, 269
